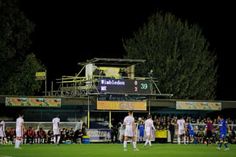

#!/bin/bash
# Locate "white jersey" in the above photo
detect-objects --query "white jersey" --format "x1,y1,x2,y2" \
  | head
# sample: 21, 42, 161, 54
16, 117, 24, 131
52, 117, 60, 129
16, 116, 24, 137
144, 118, 155, 136
177, 119, 185, 135
123, 115, 135, 137
0, 120, 6, 137
144, 119, 155, 129
124, 115, 134, 127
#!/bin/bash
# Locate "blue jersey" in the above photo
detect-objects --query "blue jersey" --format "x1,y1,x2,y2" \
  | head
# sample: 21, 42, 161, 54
138, 124, 144, 137
187, 123, 195, 136
219, 119, 227, 138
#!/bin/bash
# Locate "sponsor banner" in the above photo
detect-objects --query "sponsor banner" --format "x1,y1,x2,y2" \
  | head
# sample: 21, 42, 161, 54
97, 100, 147, 110
155, 130, 167, 138
5, 97, 61, 107
86, 129, 111, 142
35, 72, 46, 80
176, 101, 222, 110
98, 67, 121, 79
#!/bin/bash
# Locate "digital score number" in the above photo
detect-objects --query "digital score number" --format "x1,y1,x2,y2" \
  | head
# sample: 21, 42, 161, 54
98, 79, 151, 94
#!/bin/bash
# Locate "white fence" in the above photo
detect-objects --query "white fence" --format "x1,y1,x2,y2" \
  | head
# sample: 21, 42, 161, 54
5, 122, 83, 131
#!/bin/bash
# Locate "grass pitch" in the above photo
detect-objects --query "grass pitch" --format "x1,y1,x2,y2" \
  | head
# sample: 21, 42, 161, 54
0, 143, 235, 157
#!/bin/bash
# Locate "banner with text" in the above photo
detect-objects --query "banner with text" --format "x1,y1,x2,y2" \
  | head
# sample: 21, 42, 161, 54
97, 100, 147, 110
176, 101, 222, 110
5, 97, 61, 107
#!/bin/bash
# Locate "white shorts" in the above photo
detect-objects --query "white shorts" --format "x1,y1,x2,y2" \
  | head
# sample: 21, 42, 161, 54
124, 126, 134, 137
145, 127, 151, 136
16, 129, 23, 137
0, 129, 6, 137
53, 128, 60, 135
178, 129, 185, 135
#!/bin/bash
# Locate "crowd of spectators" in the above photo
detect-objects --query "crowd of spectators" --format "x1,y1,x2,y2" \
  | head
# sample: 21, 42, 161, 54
4, 126, 86, 144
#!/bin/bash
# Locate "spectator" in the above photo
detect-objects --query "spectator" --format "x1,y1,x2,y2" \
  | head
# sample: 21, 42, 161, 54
25, 127, 35, 144
37, 128, 46, 144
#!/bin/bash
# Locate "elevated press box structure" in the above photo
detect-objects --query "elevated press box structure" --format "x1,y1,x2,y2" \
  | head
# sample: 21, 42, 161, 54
57, 58, 172, 98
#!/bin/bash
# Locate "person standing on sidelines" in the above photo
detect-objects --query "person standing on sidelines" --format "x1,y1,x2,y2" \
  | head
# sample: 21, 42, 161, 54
52, 115, 61, 145
123, 111, 139, 151
217, 115, 229, 151
144, 114, 156, 147
177, 115, 186, 144
205, 117, 213, 146
0, 119, 7, 144
15, 113, 24, 149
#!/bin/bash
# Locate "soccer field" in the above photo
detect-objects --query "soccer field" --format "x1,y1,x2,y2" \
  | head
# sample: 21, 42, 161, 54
0, 144, 235, 157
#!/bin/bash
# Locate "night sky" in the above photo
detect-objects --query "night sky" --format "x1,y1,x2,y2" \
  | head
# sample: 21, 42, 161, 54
19, 0, 236, 100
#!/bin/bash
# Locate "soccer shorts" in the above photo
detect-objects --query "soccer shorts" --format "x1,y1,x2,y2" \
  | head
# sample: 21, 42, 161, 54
124, 126, 134, 137
53, 128, 60, 135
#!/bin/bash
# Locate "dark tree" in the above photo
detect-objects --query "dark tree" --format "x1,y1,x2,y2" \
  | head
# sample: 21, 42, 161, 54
123, 12, 217, 99
0, 0, 44, 95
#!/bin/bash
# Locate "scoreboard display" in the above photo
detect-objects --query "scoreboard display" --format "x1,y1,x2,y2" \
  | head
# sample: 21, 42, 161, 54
98, 78, 152, 94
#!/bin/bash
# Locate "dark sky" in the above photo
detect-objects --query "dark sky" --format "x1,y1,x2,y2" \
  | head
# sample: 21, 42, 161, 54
19, 0, 236, 100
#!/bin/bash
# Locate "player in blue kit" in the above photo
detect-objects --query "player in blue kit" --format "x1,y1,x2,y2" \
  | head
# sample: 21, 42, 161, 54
186, 120, 195, 144
217, 115, 229, 151
138, 120, 145, 142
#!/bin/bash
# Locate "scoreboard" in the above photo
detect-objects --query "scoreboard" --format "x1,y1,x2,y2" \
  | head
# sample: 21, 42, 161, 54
97, 78, 152, 94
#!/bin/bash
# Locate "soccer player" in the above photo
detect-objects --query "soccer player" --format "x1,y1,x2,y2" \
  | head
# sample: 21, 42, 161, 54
52, 115, 61, 145
138, 120, 145, 142
0, 119, 7, 144
15, 113, 24, 149
177, 115, 186, 144
205, 117, 213, 146
186, 120, 195, 144
144, 114, 156, 147
123, 111, 139, 151
217, 115, 229, 150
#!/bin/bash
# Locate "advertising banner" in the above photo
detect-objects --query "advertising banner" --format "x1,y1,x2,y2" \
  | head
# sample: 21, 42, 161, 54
5, 97, 61, 107
176, 101, 222, 110
97, 100, 147, 110
86, 129, 111, 142
35, 71, 46, 80
155, 130, 168, 138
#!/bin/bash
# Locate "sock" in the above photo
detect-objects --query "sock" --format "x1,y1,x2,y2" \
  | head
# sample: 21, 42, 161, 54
178, 136, 180, 144
224, 142, 228, 148
54, 136, 56, 144
183, 137, 186, 144
144, 139, 148, 146
14, 139, 18, 148
15, 139, 20, 148
218, 141, 222, 148
57, 136, 60, 144
148, 140, 152, 146
133, 141, 137, 149
123, 141, 127, 148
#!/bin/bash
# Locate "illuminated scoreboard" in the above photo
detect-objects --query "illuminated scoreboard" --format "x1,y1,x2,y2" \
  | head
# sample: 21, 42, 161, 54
98, 78, 152, 94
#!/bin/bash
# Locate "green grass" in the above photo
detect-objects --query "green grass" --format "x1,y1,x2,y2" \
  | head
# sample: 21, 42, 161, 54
0, 143, 235, 157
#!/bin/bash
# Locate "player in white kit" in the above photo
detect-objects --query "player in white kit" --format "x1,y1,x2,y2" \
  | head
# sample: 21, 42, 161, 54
177, 116, 186, 144
52, 115, 61, 145
15, 113, 24, 149
144, 114, 156, 147
0, 119, 7, 144
123, 111, 139, 151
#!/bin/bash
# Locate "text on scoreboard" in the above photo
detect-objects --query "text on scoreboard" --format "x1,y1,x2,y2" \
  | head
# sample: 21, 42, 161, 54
98, 78, 151, 94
